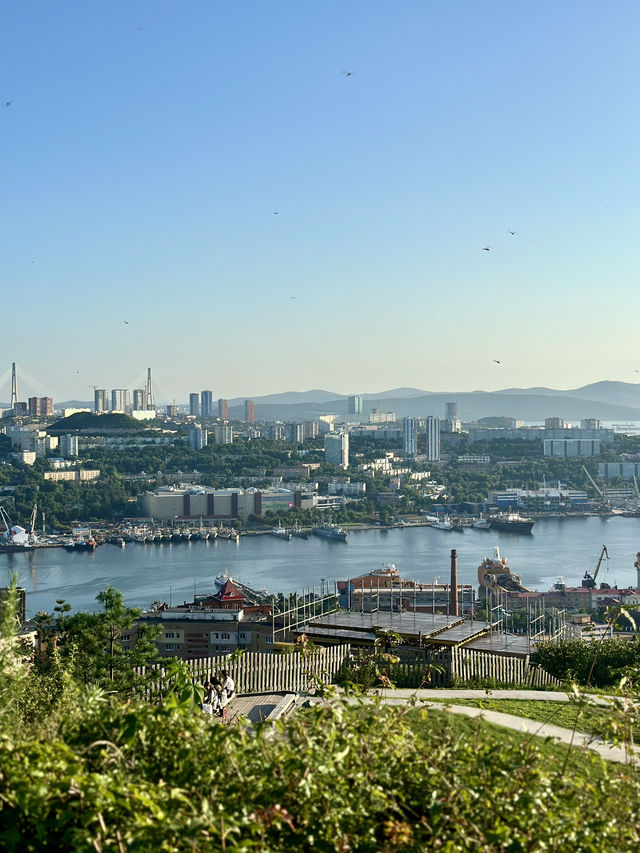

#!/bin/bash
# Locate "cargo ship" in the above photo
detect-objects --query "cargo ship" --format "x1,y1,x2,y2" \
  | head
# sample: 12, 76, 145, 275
477, 546, 530, 599
313, 524, 348, 542
487, 512, 534, 534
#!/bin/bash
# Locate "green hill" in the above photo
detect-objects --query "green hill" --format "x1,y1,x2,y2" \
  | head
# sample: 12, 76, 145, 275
47, 412, 148, 434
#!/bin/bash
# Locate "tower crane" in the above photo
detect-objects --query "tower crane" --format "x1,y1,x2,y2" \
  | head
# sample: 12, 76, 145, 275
582, 545, 609, 589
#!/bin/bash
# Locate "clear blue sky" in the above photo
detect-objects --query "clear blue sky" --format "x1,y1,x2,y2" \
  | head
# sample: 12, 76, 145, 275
2, 1, 639, 402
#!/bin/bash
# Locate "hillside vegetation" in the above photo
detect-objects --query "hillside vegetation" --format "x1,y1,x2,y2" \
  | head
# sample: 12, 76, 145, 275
2, 582, 640, 851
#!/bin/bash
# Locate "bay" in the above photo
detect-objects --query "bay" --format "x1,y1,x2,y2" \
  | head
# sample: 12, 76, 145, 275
4, 516, 640, 618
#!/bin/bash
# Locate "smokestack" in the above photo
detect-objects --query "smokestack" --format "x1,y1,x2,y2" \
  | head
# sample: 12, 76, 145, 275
635, 553, 640, 590
449, 549, 459, 616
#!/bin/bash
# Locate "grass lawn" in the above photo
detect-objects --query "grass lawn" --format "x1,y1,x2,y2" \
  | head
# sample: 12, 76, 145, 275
436, 697, 639, 743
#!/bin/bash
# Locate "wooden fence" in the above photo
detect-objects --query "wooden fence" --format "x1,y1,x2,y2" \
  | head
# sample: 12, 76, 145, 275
136, 644, 353, 699
354, 646, 562, 689
136, 643, 561, 698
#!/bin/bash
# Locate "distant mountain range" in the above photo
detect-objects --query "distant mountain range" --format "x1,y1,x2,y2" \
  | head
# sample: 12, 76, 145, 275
6, 381, 640, 422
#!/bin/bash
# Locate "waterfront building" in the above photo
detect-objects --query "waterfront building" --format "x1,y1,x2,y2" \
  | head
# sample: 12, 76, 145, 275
28, 397, 54, 417
347, 395, 362, 416
189, 393, 199, 417
110, 389, 130, 413
426, 416, 440, 461
132, 389, 145, 411
59, 434, 79, 458
94, 389, 107, 413
139, 485, 312, 520
245, 400, 255, 423
324, 432, 349, 469
403, 417, 416, 457
218, 399, 228, 419
189, 425, 208, 451
543, 439, 601, 458
201, 390, 214, 417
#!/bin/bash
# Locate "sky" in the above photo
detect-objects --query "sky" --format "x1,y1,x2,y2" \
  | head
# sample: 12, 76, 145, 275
2, 1, 640, 403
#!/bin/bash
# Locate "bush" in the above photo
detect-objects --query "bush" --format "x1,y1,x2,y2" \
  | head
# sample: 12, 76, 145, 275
531, 638, 640, 687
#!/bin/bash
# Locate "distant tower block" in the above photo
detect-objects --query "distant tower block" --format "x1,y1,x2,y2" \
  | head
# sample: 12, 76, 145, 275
145, 367, 154, 410
635, 553, 640, 589
10, 362, 18, 409
445, 402, 458, 421
245, 400, 254, 423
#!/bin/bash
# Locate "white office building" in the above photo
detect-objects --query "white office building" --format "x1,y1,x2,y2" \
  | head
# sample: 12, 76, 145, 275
403, 417, 417, 457
426, 416, 440, 461
324, 432, 349, 469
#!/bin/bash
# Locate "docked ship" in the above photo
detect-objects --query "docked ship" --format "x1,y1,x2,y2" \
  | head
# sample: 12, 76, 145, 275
313, 524, 348, 542
272, 524, 292, 540
477, 546, 530, 599
487, 512, 534, 534
0, 506, 38, 553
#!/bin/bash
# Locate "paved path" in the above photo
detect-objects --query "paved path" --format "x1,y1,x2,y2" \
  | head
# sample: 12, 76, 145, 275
316, 689, 636, 766
372, 688, 615, 706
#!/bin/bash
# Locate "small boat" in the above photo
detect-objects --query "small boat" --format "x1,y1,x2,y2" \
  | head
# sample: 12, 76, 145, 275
472, 515, 491, 530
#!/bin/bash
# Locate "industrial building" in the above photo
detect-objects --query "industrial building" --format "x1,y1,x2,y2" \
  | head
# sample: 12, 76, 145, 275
139, 486, 315, 521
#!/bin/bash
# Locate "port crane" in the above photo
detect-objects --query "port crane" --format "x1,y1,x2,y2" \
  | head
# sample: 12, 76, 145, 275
582, 544, 609, 589
581, 465, 608, 506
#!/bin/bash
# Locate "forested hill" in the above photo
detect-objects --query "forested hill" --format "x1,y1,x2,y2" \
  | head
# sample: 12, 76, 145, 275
47, 412, 148, 433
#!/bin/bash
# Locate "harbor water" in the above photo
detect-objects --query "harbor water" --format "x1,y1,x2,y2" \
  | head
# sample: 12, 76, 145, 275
5, 516, 640, 618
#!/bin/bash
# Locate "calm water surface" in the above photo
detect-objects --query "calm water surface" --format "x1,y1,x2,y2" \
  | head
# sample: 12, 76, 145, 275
5, 516, 640, 617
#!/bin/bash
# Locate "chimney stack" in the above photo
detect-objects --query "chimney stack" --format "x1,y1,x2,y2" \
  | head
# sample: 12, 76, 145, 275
449, 549, 459, 616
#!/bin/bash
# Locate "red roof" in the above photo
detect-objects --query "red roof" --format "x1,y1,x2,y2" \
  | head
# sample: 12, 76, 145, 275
213, 579, 244, 602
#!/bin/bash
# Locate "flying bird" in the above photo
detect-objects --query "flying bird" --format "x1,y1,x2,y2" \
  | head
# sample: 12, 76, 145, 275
508, 230, 517, 235
5, 100, 13, 107
123, 320, 129, 325
482, 246, 491, 252
273, 211, 279, 215
493, 359, 501, 364
342, 69, 352, 77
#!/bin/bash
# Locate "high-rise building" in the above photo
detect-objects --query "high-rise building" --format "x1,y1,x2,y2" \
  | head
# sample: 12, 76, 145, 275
189, 393, 200, 416
426, 416, 440, 461
94, 389, 107, 413
580, 418, 602, 430
218, 399, 228, 419
166, 404, 178, 418
111, 389, 130, 412
324, 432, 349, 469
245, 400, 254, 423
347, 395, 363, 415
60, 434, 79, 458
189, 425, 208, 451
28, 397, 54, 417
133, 389, 145, 411
201, 390, 214, 417
303, 420, 318, 439
264, 423, 286, 440
403, 417, 417, 457
545, 417, 566, 430
445, 402, 458, 421
286, 423, 305, 443
213, 423, 233, 445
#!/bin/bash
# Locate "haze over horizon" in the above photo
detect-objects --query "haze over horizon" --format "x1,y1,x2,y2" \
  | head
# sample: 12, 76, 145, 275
3, 2, 639, 399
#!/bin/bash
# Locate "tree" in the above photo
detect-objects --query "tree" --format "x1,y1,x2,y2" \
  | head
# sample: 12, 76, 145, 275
52, 587, 164, 695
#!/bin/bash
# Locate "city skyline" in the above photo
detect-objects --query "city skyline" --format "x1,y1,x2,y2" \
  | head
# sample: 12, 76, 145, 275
3, 3, 640, 396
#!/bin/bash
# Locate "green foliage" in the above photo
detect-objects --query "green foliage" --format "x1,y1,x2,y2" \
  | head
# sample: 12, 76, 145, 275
532, 637, 640, 687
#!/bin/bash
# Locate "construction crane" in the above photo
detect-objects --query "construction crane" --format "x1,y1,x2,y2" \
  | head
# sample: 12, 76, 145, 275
582, 465, 608, 506
582, 544, 609, 589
